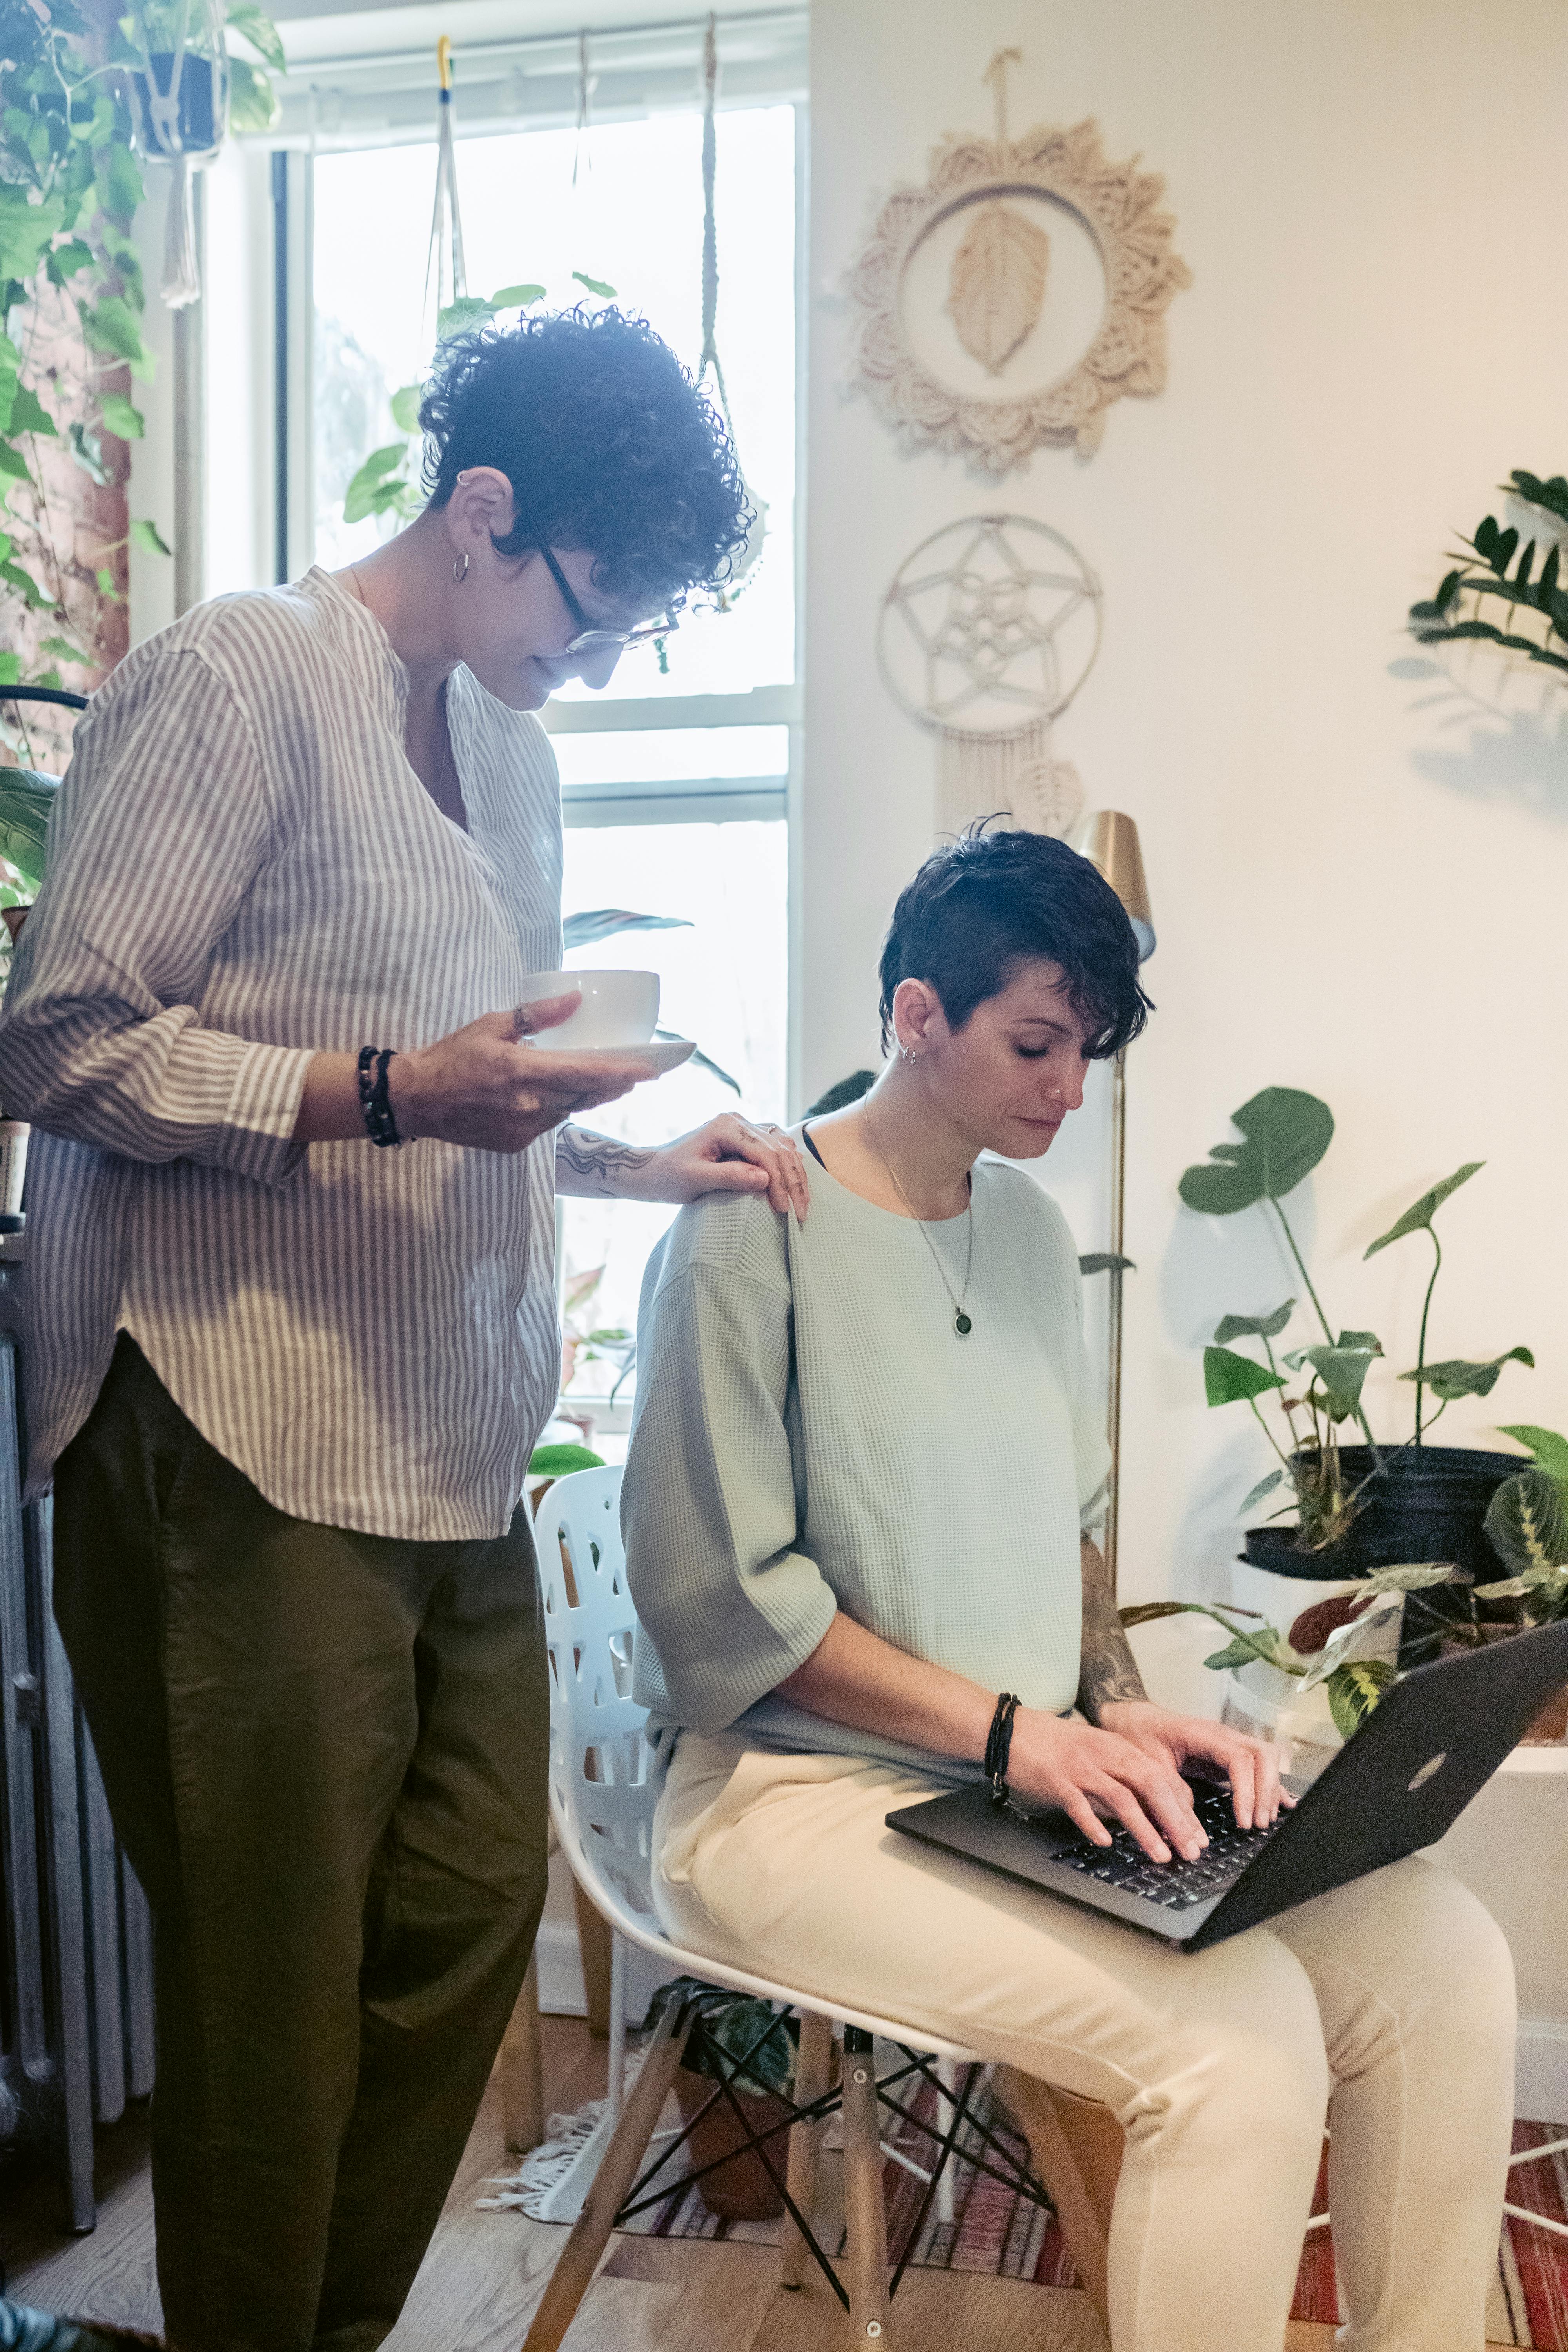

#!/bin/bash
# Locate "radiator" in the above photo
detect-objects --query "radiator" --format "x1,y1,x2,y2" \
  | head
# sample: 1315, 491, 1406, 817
0, 1331, 154, 2232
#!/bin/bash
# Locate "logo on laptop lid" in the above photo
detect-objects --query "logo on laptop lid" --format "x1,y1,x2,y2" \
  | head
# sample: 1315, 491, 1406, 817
1407, 1753, 1447, 1793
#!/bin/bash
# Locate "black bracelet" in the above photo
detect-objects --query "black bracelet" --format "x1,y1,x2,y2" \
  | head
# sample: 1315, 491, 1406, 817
357, 1045, 402, 1148
984, 1691, 1020, 1805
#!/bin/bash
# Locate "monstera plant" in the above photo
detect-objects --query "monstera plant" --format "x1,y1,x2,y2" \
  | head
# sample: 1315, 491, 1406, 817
1180, 1088, 1533, 1575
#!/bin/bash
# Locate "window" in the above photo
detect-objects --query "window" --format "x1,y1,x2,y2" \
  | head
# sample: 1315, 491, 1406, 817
262, 18, 806, 1443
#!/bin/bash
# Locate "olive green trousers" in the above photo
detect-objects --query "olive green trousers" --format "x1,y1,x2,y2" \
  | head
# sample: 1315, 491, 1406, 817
52, 1337, 551, 2352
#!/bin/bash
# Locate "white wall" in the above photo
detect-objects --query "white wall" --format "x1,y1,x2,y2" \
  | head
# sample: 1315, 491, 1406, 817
803, 0, 1568, 1611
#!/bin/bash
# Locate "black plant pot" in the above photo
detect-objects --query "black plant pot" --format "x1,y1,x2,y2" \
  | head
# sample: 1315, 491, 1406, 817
131, 53, 223, 158
1244, 1445, 1524, 1583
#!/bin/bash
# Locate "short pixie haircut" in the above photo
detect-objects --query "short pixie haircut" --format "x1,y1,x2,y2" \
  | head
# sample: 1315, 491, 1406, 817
419, 308, 750, 615
878, 825, 1152, 1058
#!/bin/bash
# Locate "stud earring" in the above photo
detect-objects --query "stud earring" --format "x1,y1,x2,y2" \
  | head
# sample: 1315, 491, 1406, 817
453, 552, 470, 583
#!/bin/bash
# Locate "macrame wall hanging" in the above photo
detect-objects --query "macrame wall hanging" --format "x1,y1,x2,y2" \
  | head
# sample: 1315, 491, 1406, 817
847, 50, 1191, 468
423, 36, 467, 343
696, 13, 765, 601
127, 0, 229, 307
878, 513, 1102, 840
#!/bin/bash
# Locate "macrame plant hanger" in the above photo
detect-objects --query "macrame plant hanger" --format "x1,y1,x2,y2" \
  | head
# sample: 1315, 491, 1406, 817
127, 0, 229, 307
423, 35, 467, 343
573, 30, 594, 185
697, 13, 765, 598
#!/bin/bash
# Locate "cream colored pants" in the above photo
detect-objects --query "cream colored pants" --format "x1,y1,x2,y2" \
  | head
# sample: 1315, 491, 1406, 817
653, 1733, 1517, 2352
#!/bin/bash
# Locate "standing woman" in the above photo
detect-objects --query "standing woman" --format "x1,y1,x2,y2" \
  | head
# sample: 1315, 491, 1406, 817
0, 308, 805, 2352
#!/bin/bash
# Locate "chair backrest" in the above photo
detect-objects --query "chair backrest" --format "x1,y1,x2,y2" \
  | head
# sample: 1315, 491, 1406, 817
534, 1465, 671, 1935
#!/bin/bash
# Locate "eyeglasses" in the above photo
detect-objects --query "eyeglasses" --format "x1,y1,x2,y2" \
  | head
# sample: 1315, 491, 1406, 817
534, 539, 675, 655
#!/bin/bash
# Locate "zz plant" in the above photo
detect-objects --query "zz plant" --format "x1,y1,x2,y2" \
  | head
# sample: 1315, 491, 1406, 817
1410, 469, 1568, 682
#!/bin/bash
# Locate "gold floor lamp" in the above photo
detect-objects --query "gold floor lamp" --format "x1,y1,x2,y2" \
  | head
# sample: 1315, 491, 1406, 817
1072, 812, 1156, 1596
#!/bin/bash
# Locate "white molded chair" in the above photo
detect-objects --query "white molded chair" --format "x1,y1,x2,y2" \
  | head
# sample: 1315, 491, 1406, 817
520, 1466, 1118, 2350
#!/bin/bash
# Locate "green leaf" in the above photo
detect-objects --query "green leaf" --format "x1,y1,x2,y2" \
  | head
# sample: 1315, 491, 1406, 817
129, 516, 172, 556
226, 56, 279, 134
37, 634, 85, 664
1497, 1426, 1568, 1486
1204, 1345, 1287, 1408
1178, 1088, 1334, 1216
1473, 1569, 1564, 1601
0, 653, 20, 687
98, 391, 143, 440
563, 908, 693, 949
1510, 471, 1568, 528
491, 282, 546, 308
0, 441, 32, 485
664, 1030, 741, 1096
526, 1440, 605, 1477
0, 557, 54, 608
1336, 1328, 1383, 1353
1485, 1469, 1568, 1577
0, 192, 64, 283
83, 295, 147, 367
1078, 1253, 1136, 1276
225, 0, 287, 71
1357, 1561, 1461, 1596
572, 271, 617, 297
1214, 1301, 1294, 1344
1365, 1162, 1483, 1258
7, 381, 55, 436
98, 141, 143, 220
1297, 1343, 1379, 1422
45, 235, 93, 283
1240, 1468, 1285, 1516
68, 419, 108, 483
1399, 1346, 1533, 1401
389, 382, 423, 433
436, 296, 497, 341
343, 445, 410, 524
1327, 1657, 1394, 1740
95, 564, 124, 603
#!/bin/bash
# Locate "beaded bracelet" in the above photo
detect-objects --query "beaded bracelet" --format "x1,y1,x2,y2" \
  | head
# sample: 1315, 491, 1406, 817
985, 1690, 1021, 1804
357, 1046, 402, 1148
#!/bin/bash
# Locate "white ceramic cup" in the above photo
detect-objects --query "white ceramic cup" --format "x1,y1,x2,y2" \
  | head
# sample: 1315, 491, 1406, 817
516, 968, 660, 1051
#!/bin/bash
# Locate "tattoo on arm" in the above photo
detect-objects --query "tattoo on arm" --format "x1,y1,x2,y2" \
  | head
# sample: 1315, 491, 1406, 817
555, 1125, 656, 1200
1077, 1533, 1148, 1721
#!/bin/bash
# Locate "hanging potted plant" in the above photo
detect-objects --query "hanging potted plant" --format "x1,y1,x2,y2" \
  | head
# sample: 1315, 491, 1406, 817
120, 0, 283, 307
1181, 1089, 1532, 1619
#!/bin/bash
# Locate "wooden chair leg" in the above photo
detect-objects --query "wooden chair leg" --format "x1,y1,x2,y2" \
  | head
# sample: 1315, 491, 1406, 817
840, 2027, 893, 2345
995, 2067, 1122, 2332
780, 2009, 837, 2289
499, 1952, 546, 2154
519, 1998, 690, 2352
572, 1878, 614, 2039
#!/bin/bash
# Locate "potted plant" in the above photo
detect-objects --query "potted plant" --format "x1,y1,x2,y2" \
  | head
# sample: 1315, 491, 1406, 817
643, 1976, 803, 2221
1181, 1089, 1533, 1602
1409, 469, 1568, 684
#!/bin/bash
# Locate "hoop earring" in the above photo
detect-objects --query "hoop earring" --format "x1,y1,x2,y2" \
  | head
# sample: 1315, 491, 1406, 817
453, 552, 470, 583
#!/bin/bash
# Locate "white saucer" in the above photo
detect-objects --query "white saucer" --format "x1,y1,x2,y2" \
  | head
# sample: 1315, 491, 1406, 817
527, 1037, 696, 1076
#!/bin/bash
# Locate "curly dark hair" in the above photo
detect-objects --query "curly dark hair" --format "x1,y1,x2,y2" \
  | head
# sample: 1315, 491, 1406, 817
878, 823, 1153, 1059
418, 307, 751, 615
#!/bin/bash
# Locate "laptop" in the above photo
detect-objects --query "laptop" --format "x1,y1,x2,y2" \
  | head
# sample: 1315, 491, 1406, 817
886, 1615, 1568, 1951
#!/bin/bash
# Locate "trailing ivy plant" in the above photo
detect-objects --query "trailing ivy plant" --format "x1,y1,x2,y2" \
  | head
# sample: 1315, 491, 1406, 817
1410, 470, 1568, 681
0, 0, 280, 693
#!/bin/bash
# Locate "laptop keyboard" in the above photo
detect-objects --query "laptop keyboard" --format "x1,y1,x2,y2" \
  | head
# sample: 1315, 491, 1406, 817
1050, 1785, 1279, 1911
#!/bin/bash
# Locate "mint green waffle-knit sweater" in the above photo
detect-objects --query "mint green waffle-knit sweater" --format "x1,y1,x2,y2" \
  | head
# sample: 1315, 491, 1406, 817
624, 1142, 1109, 1785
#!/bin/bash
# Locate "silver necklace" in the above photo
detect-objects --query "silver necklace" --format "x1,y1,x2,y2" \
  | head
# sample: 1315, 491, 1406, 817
863, 1107, 976, 1338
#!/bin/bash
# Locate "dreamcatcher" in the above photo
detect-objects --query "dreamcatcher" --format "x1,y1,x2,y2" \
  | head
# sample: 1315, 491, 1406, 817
695, 13, 765, 601
878, 514, 1103, 839
126, 0, 229, 307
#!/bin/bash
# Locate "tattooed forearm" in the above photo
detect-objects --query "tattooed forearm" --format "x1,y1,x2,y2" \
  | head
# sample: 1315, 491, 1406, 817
1076, 1533, 1148, 1721
555, 1125, 657, 1200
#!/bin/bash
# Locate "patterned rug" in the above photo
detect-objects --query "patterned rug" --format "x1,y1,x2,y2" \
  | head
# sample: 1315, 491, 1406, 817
622, 2077, 1568, 2346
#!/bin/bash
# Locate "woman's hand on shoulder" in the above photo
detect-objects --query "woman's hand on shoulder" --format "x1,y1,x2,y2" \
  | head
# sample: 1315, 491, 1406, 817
633, 1116, 809, 1220
1094, 1699, 1289, 1833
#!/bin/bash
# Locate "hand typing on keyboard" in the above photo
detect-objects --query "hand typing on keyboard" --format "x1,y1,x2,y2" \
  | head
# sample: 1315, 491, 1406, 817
1053, 1786, 1280, 1909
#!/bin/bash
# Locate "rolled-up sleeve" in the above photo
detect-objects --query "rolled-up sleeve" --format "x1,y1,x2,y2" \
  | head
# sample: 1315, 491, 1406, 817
624, 1221, 838, 1734
0, 648, 312, 1185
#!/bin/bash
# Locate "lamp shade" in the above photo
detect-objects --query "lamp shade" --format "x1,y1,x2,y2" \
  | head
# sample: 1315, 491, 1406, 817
1072, 809, 1155, 962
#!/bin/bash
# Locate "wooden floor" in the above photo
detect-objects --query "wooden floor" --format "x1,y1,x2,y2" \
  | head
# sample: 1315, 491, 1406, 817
0, 2021, 1510, 2351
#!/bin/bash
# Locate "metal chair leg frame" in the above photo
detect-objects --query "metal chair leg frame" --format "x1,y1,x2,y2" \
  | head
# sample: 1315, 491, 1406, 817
841, 2026, 893, 2345
782, 2010, 837, 2289
606, 1932, 627, 2125
518, 1996, 693, 2352
935, 2057, 958, 2227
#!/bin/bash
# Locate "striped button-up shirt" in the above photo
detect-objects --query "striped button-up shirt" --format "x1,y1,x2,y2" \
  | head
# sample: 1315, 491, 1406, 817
0, 567, 565, 1540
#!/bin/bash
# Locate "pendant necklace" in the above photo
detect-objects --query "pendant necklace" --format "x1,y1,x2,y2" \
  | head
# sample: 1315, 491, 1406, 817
864, 1105, 976, 1339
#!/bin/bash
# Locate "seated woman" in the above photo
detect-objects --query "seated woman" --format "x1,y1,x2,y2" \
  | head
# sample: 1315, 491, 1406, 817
622, 826, 1515, 2352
